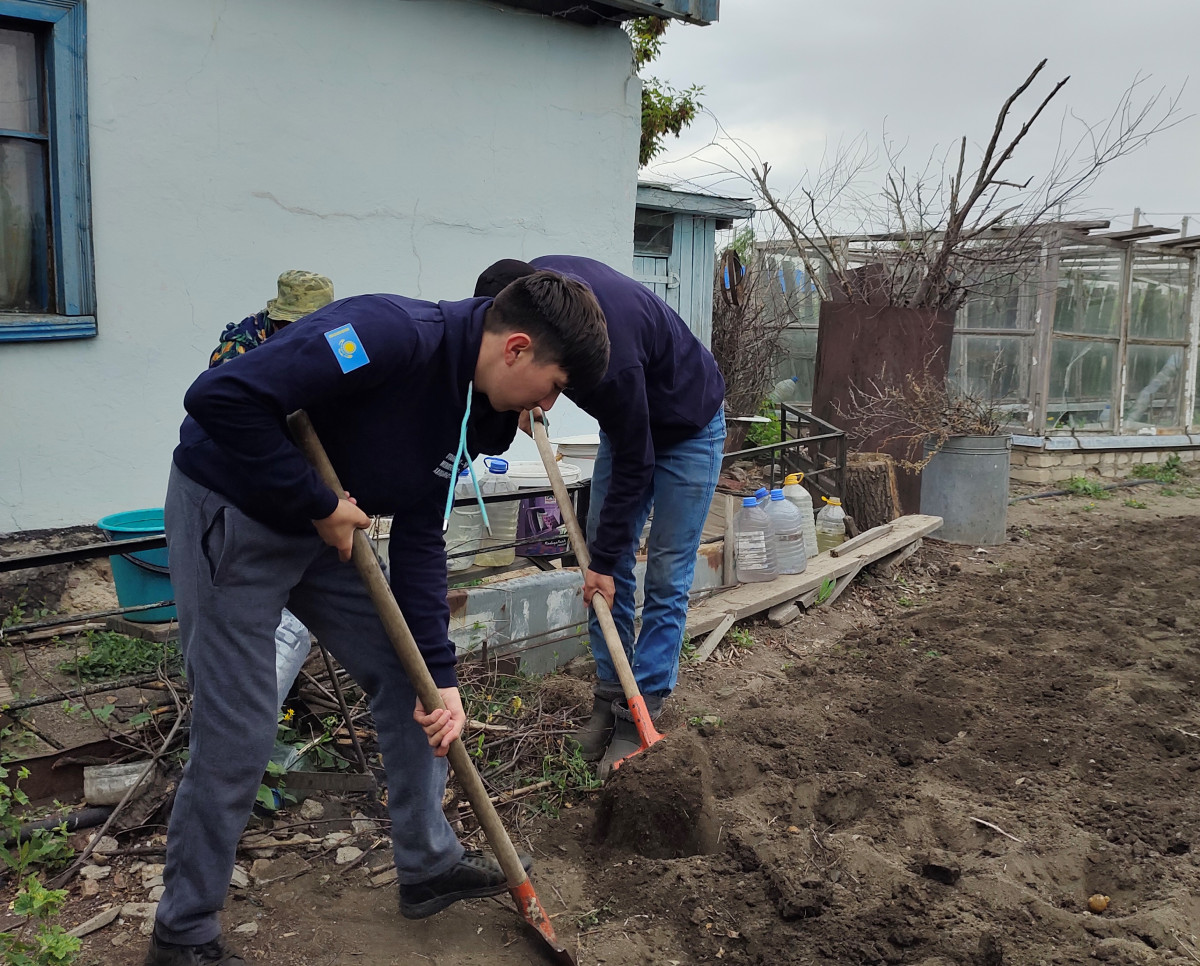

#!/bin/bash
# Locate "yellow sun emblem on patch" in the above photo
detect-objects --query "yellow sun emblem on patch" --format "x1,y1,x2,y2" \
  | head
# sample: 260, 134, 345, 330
342, 341, 357, 355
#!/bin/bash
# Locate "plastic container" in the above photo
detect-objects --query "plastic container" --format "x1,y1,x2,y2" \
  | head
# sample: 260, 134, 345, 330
96, 508, 176, 623
474, 458, 521, 567
765, 489, 808, 574
754, 486, 769, 507
782, 473, 818, 560
274, 608, 312, 709
445, 468, 484, 572
767, 375, 799, 404
553, 434, 600, 481
919, 434, 1012, 546
815, 496, 847, 554
508, 461, 582, 557
83, 761, 155, 806
733, 496, 778, 583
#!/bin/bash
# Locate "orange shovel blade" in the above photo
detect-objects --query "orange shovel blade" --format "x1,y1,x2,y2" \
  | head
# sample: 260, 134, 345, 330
510, 878, 576, 965
610, 694, 664, 771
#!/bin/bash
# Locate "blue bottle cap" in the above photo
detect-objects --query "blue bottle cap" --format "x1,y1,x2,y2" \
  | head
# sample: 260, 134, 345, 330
770, 489, 785, 500
458, 466, 471, 477
484, 457, 509, 474
742, 496, 758, 507
754, 487, 768, 498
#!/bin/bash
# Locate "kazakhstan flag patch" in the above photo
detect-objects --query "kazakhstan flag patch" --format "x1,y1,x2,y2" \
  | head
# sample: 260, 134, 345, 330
324, 324, 370, 374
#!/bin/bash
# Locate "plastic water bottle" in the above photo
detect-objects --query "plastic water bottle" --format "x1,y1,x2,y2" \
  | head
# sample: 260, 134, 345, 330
767, 375, 799, 404
445, 468, 483, 572
474, 458, 519, 567
782, 473, 818, 560
815, 496, 847, 555
734, 496, 778, 583
754, 486, 769, 507
765, 489, 808, 574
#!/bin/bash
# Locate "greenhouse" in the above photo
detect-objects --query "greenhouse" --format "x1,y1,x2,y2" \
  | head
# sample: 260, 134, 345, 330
758, 220, 1200, 481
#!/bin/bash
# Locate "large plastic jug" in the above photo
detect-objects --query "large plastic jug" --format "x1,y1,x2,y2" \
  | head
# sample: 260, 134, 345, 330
474, 458, 520, 567
767, 375, 799, 404
733, 497, 778, 583
445, 468, 483, 572
754, 486, 769, 507
815, 496, 847, 554
765, 489, 808, 574
782, 473, 818, 560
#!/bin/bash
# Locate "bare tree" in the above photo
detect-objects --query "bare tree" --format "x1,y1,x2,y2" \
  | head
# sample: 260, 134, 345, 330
681, 62, 1187, 311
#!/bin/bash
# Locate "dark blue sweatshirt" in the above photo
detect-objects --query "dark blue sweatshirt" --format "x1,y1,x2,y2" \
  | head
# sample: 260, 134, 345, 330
530, 255, 725, 575
174, 294, 500, 688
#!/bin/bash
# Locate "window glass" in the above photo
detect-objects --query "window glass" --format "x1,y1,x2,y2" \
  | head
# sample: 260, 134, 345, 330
1054, 250, 1123, 337
1129, 254, 1190, 341
633, 210, 673, 256
1047, 337, 1117, 430
0, 136, 49, 311
1123, 344, 1185, 429
0, 27, 42, 133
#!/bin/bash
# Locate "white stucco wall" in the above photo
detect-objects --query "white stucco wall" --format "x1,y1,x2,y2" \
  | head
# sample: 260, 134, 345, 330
0, 0, 638, 532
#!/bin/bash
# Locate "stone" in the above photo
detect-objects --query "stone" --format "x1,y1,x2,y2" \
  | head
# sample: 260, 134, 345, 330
81, 879, 101, 897
139, 864, 165, 888
120, 902, 158, 919
299, 799, 325, 822
351, 812, 375, 834
91, 835, 120, 854
322, 831, 352, 849
230, 866, 250, 889
148, 886, 165, 902
250, 853, 311, 884
336, 846, 364, 865
234, 921, 259, 937
79, 864, 111, 880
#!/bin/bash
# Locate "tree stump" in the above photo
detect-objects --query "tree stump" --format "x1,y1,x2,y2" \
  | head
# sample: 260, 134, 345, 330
844, 452, 902, 531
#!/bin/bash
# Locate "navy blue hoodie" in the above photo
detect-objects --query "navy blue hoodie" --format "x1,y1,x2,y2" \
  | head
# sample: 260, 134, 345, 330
530, 256, 725, 575
174, 294, 501, 688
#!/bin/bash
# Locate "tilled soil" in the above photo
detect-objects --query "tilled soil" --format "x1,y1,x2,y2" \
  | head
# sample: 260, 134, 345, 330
31, 495, 1200, 965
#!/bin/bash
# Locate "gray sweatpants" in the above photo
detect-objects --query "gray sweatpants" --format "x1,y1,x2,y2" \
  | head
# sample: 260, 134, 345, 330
155, 466, 462, 945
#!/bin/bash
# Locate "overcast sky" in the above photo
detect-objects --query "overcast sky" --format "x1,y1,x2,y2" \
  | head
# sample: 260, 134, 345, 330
643, 0, 1199, 235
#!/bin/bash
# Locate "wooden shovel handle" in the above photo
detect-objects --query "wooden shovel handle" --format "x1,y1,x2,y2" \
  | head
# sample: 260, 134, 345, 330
287, 411, 529, 887
529, 412, 641, 705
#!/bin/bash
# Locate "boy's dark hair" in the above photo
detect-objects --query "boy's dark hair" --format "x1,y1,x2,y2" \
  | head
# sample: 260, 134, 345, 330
485, 269, 610, 395
474, 259, 536, 299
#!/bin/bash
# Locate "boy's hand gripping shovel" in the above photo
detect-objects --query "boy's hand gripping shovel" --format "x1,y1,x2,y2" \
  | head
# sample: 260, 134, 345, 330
288, 411, 575, 966
529, 410, 663, 770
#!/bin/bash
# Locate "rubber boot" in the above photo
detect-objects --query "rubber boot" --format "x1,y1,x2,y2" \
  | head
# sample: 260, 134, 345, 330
569, 683, 623, 762
598, 694, 664, 776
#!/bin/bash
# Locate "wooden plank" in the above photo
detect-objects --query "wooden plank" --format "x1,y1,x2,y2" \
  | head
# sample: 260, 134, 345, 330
830, 523, 893, 557
1094, 225, 1177, 241
875, 538, 922, 579
685, 514, 942, 636
691, 613, 736, 663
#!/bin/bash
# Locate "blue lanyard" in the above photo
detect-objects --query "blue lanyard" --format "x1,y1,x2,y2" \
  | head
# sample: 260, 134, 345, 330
442, 381, 492, 536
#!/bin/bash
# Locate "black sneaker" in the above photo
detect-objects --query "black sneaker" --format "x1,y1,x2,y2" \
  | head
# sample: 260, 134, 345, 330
143, 932, 245, 965
399, 849, 534, 919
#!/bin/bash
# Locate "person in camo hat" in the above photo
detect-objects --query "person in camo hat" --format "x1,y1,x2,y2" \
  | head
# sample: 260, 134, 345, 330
208, 270, 335, 366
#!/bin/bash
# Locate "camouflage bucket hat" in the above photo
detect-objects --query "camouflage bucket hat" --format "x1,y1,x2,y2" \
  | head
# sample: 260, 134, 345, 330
266, 270, 335, 322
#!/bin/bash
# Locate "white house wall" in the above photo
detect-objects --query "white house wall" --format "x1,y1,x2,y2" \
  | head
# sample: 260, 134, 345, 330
0, 0, 638, 531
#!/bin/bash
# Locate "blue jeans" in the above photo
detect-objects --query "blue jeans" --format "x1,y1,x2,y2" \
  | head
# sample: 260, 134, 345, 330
587, 409, 726, 697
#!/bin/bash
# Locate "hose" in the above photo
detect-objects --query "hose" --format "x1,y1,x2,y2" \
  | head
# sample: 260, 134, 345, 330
1011, 478, 1166, 502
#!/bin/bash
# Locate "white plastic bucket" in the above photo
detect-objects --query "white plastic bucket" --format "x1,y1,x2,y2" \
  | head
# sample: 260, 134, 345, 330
507, 461, 582, 556
552, 435, 600, 481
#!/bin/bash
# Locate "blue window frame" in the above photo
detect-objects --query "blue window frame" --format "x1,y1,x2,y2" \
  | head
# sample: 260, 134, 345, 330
0, 0, 92, 342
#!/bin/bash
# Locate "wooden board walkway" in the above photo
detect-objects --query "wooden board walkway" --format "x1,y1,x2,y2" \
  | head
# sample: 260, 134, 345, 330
685, 514, 943, 637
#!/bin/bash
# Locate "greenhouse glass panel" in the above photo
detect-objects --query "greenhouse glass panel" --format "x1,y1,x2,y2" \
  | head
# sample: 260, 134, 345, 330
1129, 254, 1190, 341
1047, 337, 1117, 430
949, 333, 1031, 428
773, 325, 818, 405
1053, 250, 1123, 337
956, 263, 1040, 330
1123, 344, 1186, 429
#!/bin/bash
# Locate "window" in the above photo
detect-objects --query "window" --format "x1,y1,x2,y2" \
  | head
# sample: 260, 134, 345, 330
0, 0, 92, 342
633, 210, 673, 256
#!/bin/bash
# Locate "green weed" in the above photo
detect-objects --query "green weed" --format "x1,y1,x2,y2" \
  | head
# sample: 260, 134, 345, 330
897, 596, 914, 608
0, 875, 81, 965
1064, 476, 1107, 499
58, 630, 180, 682
1131, 453, 1183, 484
728, 626, 755, 650
815, 577, 836, 605
575, 897, 615, 930
1123, 498, 1148, 509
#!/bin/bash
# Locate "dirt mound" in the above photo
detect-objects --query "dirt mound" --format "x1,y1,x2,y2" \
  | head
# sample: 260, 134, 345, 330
595, 730, 718, 859
536, 672, 594, 717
